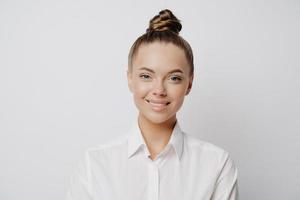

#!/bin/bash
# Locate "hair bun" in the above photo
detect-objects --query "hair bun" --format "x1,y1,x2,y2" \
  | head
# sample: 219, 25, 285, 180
146, 9, 182, 35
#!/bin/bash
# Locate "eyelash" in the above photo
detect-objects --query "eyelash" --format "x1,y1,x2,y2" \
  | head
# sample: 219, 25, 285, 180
139, 74, 151, 79
170, 76, 182, 82
139, 74, 182, 82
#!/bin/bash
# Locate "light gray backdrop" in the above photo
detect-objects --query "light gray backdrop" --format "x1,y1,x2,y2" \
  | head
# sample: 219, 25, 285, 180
0, 0, 299, 199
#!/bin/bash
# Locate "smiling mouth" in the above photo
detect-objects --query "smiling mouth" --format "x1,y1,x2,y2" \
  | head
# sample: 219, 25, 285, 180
145, 99, 171, 106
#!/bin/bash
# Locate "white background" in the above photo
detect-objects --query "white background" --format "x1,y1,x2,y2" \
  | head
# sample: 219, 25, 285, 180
1, 0, 299, 199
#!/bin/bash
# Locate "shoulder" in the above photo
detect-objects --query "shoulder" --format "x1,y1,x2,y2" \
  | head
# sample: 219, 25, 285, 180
184, 133, 227, 154
84, 134, 129, 159
72, 134, 129, 178
183, 133, 232, 164
183, 133, 237, 175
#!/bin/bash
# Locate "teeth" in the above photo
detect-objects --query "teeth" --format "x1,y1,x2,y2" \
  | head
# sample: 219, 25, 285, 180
146, 100, 169, 106
151, 102, 165, 106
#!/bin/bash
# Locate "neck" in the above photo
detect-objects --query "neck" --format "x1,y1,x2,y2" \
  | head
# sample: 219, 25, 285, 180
138, 114, 177, 159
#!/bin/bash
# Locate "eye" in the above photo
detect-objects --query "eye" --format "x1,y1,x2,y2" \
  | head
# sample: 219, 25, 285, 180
170, 76, 182, 82
139, 74, 151, 80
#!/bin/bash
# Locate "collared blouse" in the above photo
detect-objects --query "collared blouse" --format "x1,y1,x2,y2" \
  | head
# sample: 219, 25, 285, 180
66, 120, 239, 200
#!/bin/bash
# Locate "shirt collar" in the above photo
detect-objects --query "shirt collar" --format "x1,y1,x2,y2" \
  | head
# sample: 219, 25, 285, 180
127, 119, 184, 161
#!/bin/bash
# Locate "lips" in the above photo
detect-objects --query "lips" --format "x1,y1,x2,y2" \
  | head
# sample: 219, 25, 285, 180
145, 99, 170, 111
146, 99, 170, 105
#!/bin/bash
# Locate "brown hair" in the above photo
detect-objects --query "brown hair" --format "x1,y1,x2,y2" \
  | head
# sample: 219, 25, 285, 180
128, 9, 194, 76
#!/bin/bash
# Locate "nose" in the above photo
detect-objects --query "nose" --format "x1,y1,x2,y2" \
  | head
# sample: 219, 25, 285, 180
152, 80, 167, 96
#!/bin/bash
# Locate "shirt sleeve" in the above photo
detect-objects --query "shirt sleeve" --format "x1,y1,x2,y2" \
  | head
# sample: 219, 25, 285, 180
211, 152, 239, 200
66, 151, 94, 200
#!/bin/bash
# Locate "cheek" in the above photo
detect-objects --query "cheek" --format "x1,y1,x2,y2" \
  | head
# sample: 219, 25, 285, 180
132, 81, 151, 98
170, 88, 186, 111
168, 85, 188, 99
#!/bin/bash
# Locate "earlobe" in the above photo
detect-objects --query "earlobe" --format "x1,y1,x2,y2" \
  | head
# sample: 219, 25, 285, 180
127, 70, 133, 93
185, 88, 191, 95
185, 87, 191, 95
185, 74, 194, 95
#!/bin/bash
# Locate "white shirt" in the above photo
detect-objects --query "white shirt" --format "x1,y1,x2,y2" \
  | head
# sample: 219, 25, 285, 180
66, 120, 239, 200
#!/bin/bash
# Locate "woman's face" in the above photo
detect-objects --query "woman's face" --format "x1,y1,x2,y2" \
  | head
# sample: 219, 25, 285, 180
127, 42, 193, 125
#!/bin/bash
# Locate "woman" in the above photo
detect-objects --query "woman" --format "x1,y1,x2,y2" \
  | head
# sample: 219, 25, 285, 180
67, 9, 239, 200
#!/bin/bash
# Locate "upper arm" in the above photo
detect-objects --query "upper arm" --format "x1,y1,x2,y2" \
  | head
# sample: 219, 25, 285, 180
66, 151, 94, 200
210, 152, 239, 200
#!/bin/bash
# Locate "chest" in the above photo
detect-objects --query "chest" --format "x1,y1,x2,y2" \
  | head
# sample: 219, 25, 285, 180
90, 154, 218, 200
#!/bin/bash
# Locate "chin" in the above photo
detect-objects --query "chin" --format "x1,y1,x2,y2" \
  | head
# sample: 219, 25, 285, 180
141, 112, 176, 125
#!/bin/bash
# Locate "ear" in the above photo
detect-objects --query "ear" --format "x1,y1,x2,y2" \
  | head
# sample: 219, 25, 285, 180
127, 70, 133, 93
185, 74, 194, 96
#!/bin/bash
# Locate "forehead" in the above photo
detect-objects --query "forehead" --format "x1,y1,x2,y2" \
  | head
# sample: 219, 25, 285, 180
132, 42, 190, 74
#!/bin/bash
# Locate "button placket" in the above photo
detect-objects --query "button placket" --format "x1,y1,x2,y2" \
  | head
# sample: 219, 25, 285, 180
148, 160, 159, 200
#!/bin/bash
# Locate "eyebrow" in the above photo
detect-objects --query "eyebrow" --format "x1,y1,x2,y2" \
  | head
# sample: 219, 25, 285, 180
138, 67, 184, 74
